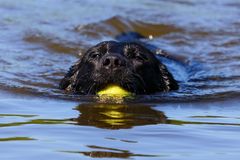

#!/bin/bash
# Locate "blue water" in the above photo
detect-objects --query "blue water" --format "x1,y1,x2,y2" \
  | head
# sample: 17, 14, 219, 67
0, 0, 240, 159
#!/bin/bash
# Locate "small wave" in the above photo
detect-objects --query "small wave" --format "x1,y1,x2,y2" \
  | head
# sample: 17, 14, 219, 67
23, 31, 86, 56
74, 16, 183, 40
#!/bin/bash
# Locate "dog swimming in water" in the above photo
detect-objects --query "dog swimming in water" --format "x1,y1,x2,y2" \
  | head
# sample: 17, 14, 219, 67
59, 39, 178, 95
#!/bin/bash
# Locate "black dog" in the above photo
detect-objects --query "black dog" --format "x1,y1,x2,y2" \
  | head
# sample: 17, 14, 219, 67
59, 41, 178, 94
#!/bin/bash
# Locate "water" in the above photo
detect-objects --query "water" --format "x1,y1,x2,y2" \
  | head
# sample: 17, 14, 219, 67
0, 0, 240, 159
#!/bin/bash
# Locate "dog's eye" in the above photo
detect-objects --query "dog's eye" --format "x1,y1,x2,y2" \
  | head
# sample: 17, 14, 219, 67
125, 45, 148, 61
135, 54, 148, 61
126, 52, 134, 59
125, 47, 136, 58
90, 52, 100, 59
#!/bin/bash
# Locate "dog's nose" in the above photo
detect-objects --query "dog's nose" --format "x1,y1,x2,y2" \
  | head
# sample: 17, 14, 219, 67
102, 55, 125, 69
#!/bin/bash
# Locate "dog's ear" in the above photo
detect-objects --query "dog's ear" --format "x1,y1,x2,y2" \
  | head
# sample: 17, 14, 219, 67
59, 60, 81, 90
158, 63, 179, 91
59, 50, 85, 90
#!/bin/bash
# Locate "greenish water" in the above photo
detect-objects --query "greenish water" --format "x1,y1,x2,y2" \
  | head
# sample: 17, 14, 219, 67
0, 0, 240, 159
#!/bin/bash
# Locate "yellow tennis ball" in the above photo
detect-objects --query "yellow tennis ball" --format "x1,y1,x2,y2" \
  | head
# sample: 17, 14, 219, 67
97, 85, 131, 97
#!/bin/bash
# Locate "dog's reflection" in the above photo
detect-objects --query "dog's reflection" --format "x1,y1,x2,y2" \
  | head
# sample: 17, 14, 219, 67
72, 103, 167, 129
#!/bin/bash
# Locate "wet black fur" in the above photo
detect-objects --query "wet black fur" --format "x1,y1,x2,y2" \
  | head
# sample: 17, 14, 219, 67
59, 41, 178, 94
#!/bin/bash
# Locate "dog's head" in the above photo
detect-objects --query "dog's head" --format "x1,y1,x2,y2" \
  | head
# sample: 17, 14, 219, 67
60, 41, 178, 94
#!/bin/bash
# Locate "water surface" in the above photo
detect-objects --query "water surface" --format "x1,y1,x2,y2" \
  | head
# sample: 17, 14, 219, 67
0, 0, 240, 159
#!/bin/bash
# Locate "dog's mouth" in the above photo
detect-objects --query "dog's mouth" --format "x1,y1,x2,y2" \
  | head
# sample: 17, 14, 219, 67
73, 67, 147, 95
91, 73, 146, 95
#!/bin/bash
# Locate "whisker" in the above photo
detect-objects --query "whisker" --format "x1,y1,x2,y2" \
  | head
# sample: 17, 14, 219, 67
87, 82, 96, 94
